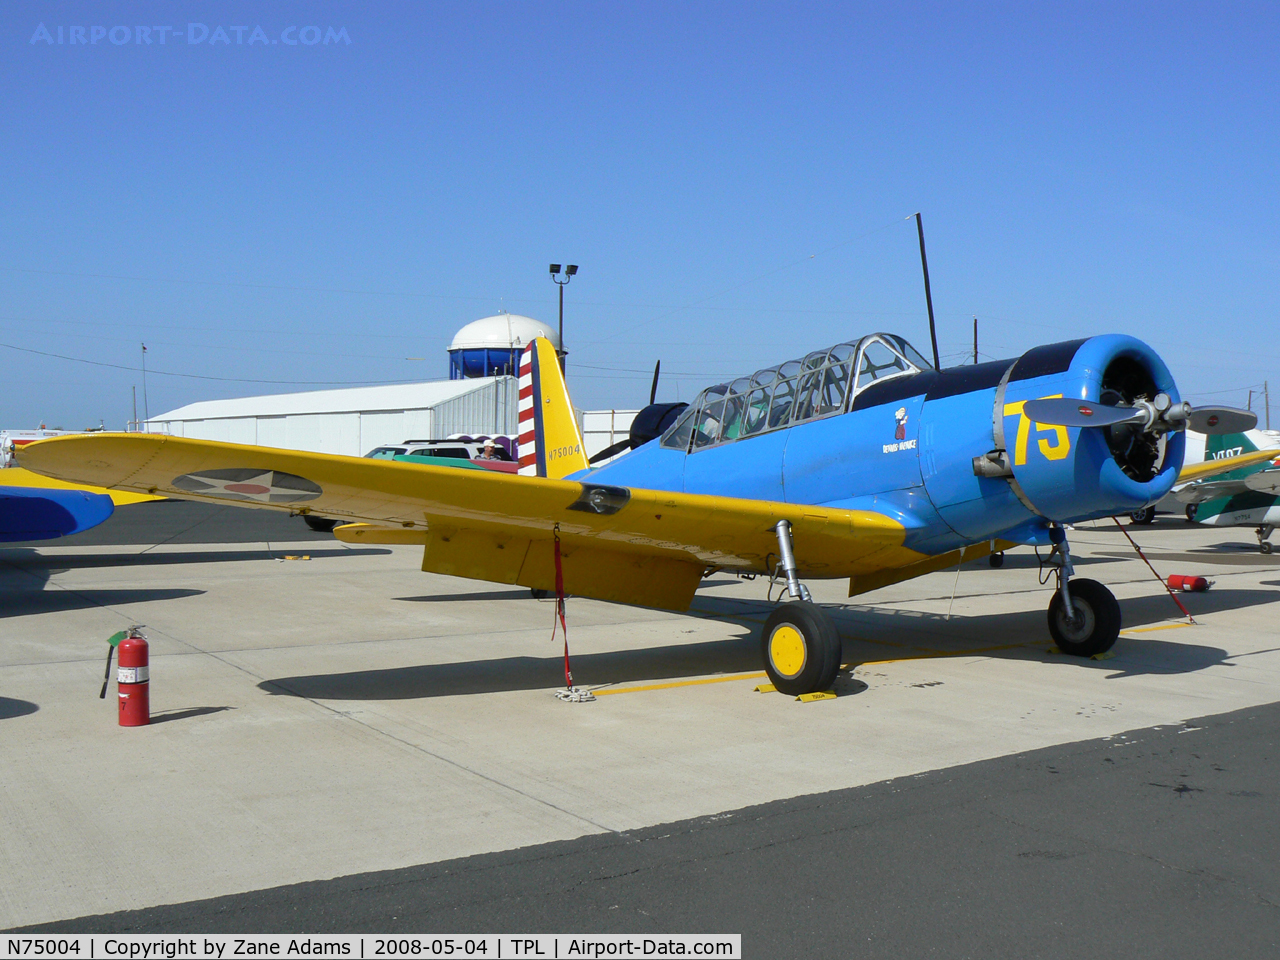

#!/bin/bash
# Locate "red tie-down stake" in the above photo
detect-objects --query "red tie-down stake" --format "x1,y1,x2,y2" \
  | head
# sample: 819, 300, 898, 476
99, 626, 150, 726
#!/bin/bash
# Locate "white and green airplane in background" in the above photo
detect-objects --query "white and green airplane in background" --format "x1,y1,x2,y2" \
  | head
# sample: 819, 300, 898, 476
1143, 428, 1280, 553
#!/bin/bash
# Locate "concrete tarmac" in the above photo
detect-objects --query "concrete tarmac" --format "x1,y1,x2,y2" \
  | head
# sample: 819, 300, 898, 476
2, 503, 1278, 947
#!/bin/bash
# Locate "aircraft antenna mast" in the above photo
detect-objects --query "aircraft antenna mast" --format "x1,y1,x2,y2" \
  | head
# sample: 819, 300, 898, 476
973, 316, 978, 364
915, 213, 941, 370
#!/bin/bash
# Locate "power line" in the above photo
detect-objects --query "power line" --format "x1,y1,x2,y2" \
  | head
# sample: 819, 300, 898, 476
0, 341, 424, 386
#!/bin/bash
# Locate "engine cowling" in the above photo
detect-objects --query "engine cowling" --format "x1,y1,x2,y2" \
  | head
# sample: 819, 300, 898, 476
920, 334, 1185, 543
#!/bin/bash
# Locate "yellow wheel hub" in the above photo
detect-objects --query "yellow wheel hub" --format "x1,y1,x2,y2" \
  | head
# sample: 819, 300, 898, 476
769, 624, 807, 678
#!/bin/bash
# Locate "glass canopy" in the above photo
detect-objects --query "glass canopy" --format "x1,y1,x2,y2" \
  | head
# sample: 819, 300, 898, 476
661, 333, 932, 453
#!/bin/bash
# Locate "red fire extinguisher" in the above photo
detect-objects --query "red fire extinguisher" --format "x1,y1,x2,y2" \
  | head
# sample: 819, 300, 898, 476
99, 626, 149, 726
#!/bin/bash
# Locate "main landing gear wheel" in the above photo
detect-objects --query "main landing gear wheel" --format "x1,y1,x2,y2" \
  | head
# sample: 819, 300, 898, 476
1129, 505, 1156, 525
761, 602, 841, 696
1047, 578, 1121, 657
1262, 542, 1274, 555
303, 515, 339, 532
989, 552, 1005, 568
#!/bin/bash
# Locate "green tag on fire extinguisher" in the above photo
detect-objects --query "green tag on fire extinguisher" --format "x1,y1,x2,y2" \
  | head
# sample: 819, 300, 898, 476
99, 631, 128, 699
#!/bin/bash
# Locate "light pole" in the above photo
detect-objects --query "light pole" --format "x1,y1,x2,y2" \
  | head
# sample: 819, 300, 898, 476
549, 263, 577, 371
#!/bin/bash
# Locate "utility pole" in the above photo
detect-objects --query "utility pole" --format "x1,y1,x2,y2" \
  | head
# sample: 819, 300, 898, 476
1267, 380, 1271, 431
132, 386, 137, 431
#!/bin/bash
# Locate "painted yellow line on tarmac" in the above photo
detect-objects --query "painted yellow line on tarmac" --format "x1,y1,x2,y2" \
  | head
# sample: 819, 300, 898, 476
591, 642, 1037, 696
592, 672, 768, 695
1121, 622, 1194, 634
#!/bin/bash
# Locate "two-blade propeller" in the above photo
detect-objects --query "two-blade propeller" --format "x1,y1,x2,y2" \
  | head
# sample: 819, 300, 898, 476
1023, 395, 1256, 436
588, 360, 689, 464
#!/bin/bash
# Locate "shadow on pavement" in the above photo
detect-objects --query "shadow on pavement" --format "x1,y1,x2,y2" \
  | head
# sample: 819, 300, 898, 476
0, 697, 39, 719
260, 634, 760, 700
394, 590, 534, 603
0, 588, 206, 617
0, 548, 391, 573
259, 587, 1275, 700
148, 706, 234, 724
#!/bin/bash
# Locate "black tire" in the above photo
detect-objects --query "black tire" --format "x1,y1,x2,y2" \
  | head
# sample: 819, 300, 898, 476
1185, 503, 1198, 522
1047, 578, 1121, 657
1129, 505, 1156, 525
530, 587, 550, 599
1261, 542, 1274, 555
303, 515, 339, 533
761, 602, 841, 696
989, 552, 1005, 568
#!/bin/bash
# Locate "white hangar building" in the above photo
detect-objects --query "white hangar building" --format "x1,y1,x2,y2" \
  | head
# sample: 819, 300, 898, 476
145, 315, 561, 458
146, 377, 518, 458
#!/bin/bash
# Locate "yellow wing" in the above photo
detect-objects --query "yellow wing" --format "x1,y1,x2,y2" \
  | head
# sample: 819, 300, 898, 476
0, 466, 163, 505
19, 433, 922, 611
1176, 447, 1278, 483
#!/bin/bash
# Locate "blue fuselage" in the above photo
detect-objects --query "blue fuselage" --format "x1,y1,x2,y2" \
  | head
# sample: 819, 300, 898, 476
583, 335, 1185, 558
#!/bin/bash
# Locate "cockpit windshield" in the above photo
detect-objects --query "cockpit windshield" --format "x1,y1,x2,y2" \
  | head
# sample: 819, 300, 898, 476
661, 333, 930, 452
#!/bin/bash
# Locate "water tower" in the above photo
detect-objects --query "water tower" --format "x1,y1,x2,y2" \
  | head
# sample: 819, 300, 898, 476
447, 314, 561, 380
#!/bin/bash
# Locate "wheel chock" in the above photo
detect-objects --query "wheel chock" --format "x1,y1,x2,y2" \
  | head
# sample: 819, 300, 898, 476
796, 691, 837, 702
754, 682, 836, 701
1090, 650, 1117, 661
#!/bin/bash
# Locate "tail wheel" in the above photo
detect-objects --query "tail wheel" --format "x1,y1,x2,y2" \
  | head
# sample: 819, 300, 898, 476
761, 602, 841, 696
1047, 578, 1121, 657
1185, 503, 1198, 522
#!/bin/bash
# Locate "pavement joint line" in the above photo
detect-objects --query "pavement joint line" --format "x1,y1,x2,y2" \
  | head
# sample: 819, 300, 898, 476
6, 552, 622, 834
260, 676, 626, 836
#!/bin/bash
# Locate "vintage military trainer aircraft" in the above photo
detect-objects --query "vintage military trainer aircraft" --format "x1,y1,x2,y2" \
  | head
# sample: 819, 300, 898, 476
1175, 429, 1280, 552
19, 332, 1256, 695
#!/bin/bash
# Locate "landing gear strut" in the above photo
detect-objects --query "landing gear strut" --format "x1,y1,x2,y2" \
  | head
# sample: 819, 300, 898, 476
1042, 524, 1121, 657
760, 521, 840, 695
1258, 525, 1275, 555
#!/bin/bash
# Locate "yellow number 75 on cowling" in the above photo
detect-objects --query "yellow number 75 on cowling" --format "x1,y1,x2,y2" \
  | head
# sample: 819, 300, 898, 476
1002, 396, 1070, 466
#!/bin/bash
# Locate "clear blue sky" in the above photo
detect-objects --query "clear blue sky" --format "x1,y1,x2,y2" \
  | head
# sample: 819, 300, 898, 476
3, 1, 1277, 429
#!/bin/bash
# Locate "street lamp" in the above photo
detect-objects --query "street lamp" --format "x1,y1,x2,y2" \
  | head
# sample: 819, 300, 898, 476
549, 263, 578, 371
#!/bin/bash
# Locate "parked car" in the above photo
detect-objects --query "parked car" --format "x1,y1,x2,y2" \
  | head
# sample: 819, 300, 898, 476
302, 437, 517, 531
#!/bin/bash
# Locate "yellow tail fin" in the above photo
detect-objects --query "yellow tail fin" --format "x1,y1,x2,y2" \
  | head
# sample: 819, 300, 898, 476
517, 337, 589, 479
